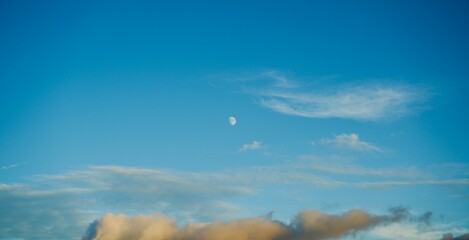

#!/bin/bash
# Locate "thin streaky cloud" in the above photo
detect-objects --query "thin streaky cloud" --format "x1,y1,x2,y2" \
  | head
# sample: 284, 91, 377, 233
245, 71, 429, 121
309, 164, 421, 178
320, 133, 381, 152
261, 70, 298, 89
1, 162, 24, 170
46, 163, 469, 190
222, 69, 298, 88
354, 179, 469, 188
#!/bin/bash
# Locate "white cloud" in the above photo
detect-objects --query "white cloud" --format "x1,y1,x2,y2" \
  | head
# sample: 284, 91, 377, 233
239, 141, 262, 152
320, 133, 381, 152
243, 71, 429, 121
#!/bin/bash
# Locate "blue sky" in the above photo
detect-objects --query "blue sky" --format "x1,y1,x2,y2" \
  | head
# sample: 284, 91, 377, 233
1, 1, 469, 239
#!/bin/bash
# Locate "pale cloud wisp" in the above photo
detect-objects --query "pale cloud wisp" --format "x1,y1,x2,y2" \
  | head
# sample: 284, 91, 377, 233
239, 141, 262, 152
320, 133, 381, 152
241, 71, 429, 121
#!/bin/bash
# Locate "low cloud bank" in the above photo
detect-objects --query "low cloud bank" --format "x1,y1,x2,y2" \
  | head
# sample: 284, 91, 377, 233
83, 208, 408, 240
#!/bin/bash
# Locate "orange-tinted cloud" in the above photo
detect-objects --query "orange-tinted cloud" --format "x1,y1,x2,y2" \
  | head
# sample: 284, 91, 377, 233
84, 208, 406, 240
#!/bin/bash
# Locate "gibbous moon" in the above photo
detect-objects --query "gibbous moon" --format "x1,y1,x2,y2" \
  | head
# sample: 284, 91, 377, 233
229, 116, 237, 126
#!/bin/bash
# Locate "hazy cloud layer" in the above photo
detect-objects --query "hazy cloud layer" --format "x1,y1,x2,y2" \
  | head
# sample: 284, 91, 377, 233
40, 165, 252, 220
0, 166, 252, 240
83, 208, 407, 240
240, 71, 429, 121
0, 184, 94, 239
1, 163, 468, 239
320, 133, 381, 152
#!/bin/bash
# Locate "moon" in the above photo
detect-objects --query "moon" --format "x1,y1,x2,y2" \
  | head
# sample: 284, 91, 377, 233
229, 116, 236, 126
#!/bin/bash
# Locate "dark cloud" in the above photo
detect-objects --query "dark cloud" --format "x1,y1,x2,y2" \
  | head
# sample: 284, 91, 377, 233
418, 211, 433, 226
454, 233, 469, 240
443, 233, 454, 240
442, 233, 469, 240
387, 206, 410, 222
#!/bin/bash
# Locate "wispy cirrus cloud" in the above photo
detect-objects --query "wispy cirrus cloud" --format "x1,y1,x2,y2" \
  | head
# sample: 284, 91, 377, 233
319, 133, 381, 152
261, 70, 298, 89
238, 71, 430, 121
